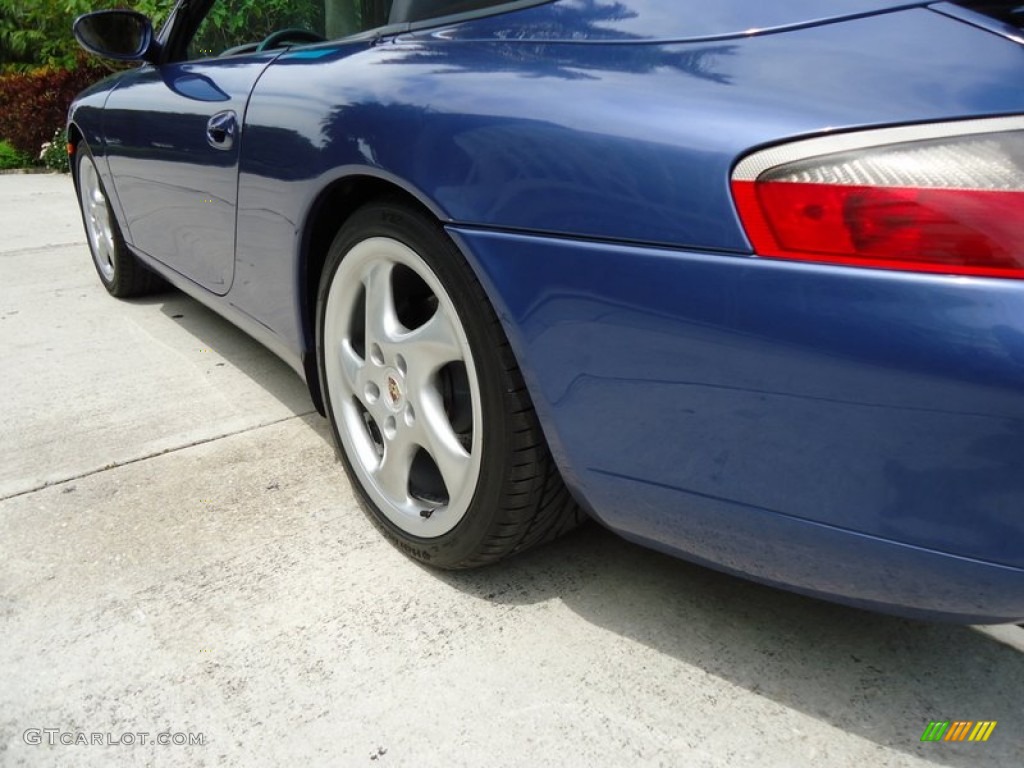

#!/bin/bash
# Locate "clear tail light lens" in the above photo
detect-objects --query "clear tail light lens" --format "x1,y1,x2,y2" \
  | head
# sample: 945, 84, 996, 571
731, 119, 1024, 279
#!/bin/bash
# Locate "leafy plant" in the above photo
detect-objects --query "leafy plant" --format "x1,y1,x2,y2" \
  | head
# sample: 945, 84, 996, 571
0, 0, 328, 71
0, 139, 31, 170
0, 0, 338, 165
0, 62, 109, 156
190, 0, 324, 58
40, 127, 70, 172
0, 0, 165, 72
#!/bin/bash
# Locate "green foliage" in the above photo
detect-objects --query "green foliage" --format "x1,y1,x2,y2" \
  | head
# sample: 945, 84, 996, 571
190, 0, 324, 58
0, 0, 164, 72
0, 0, 161, 164
0, 0, 337, 168
40, 127, 70, 172
0, 139, 31, 170
0, 1, 358, 70
0, 62, 109, 155
0, 0, 335, 70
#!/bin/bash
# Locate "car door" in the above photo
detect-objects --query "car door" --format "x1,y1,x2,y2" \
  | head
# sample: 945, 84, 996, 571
101, 1, 326, 294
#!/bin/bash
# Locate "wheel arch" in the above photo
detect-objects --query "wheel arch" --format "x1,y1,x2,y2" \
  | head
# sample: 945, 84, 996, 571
297, 171, 449, 415
67, 122, 84, 191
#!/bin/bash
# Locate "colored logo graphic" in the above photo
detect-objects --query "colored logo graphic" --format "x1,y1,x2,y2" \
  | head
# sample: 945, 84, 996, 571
921, 721, 997, 742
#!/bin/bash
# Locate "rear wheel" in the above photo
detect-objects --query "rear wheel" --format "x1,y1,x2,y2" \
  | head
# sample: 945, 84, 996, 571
76, 145, 163, 297
317, 201, 584, 568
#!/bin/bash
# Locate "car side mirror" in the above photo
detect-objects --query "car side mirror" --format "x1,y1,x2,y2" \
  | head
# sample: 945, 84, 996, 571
73, 10, 157, 62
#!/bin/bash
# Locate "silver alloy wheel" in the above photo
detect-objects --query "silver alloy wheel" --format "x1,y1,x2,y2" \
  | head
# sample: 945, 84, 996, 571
323, 236, 483, 537
79, 157, 116, 282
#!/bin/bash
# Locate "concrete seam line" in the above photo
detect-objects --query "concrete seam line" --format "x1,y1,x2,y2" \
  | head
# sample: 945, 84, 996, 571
0, 241, 87, 256
0, 411, 319, 502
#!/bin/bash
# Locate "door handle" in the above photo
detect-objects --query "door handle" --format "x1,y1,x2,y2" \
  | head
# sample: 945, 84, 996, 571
206, 110, 237, 150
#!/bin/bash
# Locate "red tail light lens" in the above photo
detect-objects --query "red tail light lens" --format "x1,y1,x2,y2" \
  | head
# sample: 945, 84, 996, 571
732, 120, 1024, 279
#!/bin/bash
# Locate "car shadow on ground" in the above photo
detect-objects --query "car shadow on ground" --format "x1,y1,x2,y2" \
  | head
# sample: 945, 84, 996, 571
126, 289, 316, 417
433, 524, 1024, 767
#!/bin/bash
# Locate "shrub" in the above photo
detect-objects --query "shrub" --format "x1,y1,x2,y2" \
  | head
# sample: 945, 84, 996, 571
40, 127, 70, 173
1, 1, 167, 71
0, 61, 109, 157
0, 139, 31, 170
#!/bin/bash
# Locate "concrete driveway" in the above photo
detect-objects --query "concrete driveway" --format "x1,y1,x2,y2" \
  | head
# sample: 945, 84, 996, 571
1, 174, 1021, 768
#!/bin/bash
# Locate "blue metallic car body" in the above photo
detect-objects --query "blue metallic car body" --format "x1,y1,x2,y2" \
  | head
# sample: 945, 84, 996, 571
70, 0, 1024, 622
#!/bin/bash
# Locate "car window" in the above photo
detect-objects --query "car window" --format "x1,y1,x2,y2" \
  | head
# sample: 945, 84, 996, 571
188, 1, 394, 59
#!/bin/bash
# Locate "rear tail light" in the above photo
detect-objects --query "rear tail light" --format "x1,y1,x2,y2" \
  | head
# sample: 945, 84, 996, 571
731, 117, 1024, 279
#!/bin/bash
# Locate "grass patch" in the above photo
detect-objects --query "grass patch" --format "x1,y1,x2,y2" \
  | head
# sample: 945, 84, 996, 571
0, 139, 31, 170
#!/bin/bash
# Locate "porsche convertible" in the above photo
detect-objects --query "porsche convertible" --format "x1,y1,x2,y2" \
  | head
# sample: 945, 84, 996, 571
69, 0, 1024, 623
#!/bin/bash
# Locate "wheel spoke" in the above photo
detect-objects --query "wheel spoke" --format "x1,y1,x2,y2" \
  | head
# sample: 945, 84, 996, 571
89, 188, 105, 227
363, 261, 400, 350
97, 236, 110, 266
338, 340, 366, 395
373, 434, 414, 504
398, 308, 463, 377
102, 222, 116, 261
416, 387, 473, 499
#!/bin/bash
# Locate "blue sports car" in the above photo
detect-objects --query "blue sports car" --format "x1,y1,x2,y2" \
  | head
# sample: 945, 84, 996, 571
70, 0, 1024, 623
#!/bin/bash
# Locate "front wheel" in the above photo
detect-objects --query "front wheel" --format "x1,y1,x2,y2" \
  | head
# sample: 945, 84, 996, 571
317, 201, 584, 568
76, 145, 163, 298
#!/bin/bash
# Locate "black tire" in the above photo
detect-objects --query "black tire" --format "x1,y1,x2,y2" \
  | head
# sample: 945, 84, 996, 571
75, 144, 164, 298
317, 200, 585, 568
